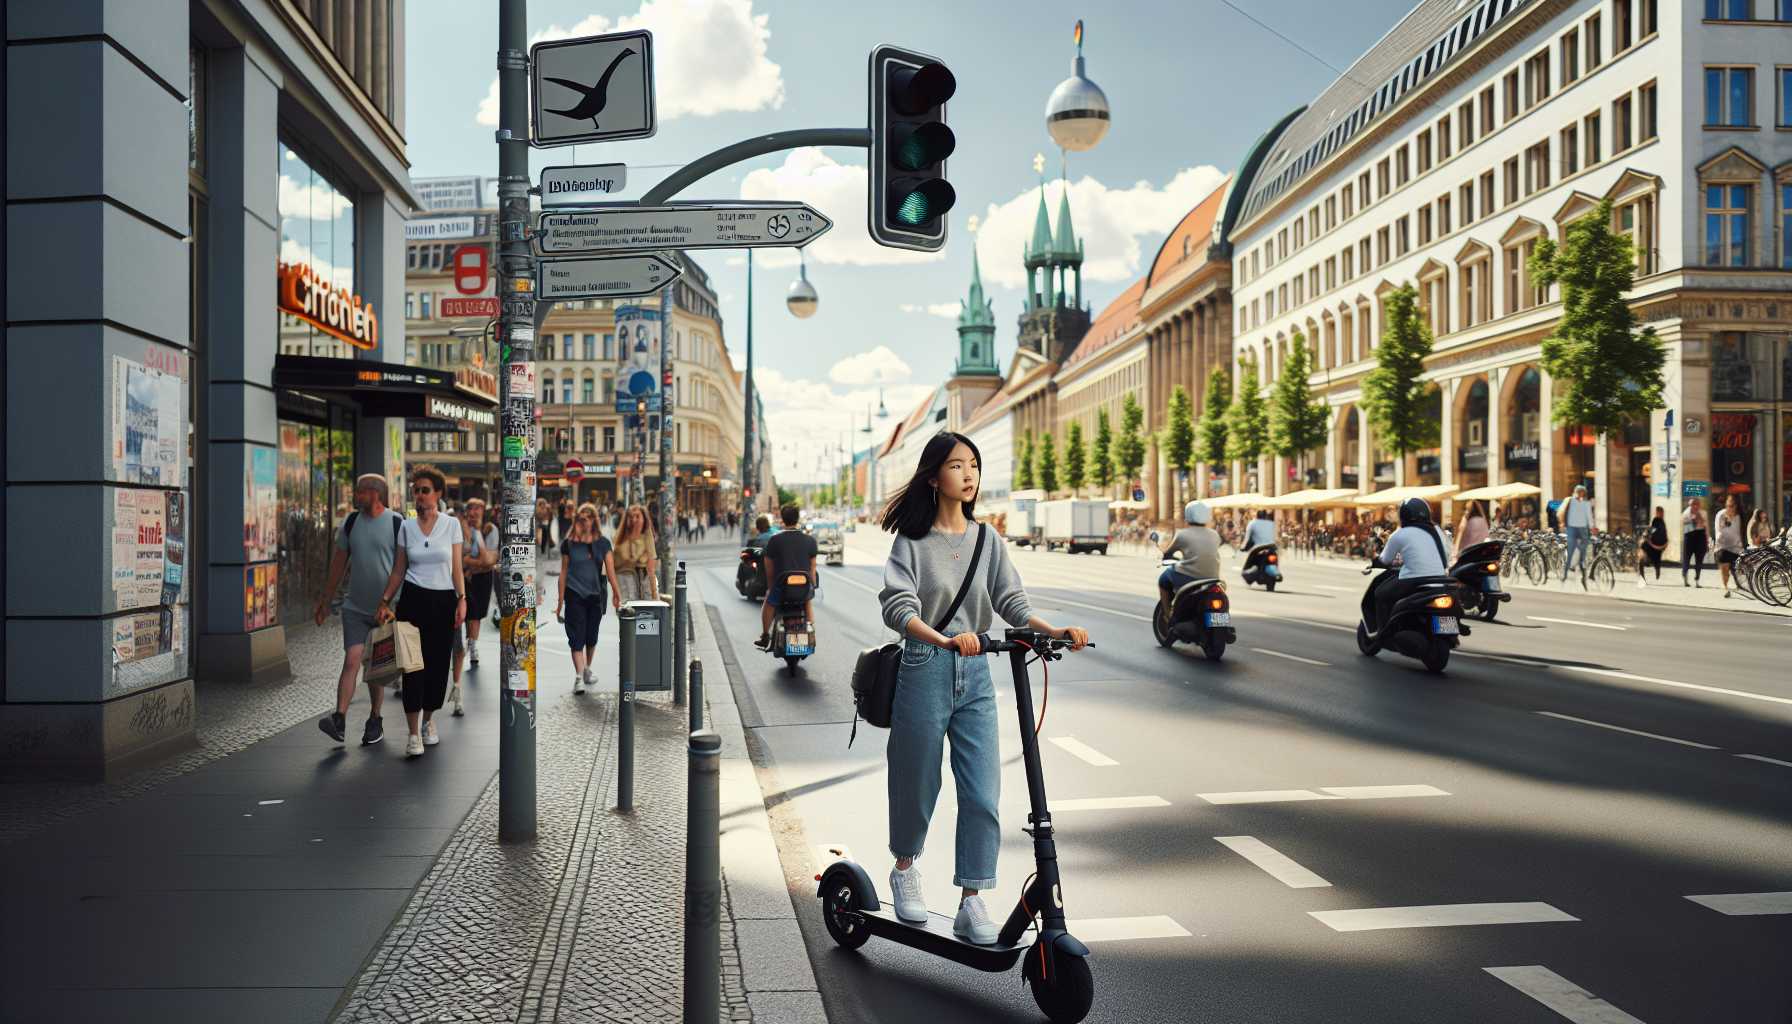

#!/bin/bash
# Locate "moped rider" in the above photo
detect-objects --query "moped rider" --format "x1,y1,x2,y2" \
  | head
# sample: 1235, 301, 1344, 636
1367, 498, 1450, 630
1159, 501, 1223, 611
1242, 509, 1278, 554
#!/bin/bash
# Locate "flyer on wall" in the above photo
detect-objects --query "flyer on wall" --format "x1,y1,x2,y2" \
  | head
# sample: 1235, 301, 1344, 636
112, 356, 182, 487
244, 446, 278, 562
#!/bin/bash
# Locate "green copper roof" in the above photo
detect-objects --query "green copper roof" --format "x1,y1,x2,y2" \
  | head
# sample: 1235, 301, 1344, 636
1026, 186, 1055, 261
958, 246, 995, 330
1053, 183, 1080, 261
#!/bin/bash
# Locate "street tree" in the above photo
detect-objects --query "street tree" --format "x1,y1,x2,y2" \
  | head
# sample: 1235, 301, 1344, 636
1529, 197, 1667, 438
1015, 430, 1035, 490
1361, 284, 1439, 458
1269, 332, 1331, 484
1225, 355, 1269, 467
1114, 393, 1147, 495
1037, 431, 1059, 493
1197, 367, 1231, 486
1092, 408, 1115, 496
1065, 421, 1087, 494
1161, 385, 1196, 506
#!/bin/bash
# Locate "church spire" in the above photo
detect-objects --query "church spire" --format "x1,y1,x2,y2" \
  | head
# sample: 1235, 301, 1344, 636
1053, 178, 1081, 263
955, 224, 998, 376
1026, 184, 1055, 263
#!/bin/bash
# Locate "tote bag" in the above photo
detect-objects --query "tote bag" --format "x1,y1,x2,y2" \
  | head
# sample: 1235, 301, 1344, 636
393, 620, 426, 674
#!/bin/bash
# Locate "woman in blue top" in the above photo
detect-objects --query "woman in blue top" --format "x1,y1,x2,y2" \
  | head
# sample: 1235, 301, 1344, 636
557, 503, 622, 695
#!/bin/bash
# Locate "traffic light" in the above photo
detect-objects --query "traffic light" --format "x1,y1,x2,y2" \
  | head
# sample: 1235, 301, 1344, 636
869, 44, 956, 252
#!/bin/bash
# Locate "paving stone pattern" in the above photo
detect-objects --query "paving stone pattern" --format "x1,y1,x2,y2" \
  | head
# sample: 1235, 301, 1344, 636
335, 685, 752, 1023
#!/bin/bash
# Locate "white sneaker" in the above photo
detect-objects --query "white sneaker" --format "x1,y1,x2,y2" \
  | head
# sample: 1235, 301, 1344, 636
888, 864, 927, 923
422, 720, 439, 746
405, 734, 425, 757
449, 683, 464, 717
953, 894, 999, 946
573, 675, 587, 695
583, 667, 594, 687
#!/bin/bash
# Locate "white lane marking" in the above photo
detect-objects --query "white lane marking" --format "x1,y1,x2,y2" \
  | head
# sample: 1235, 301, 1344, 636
1214, 836, 1331, 888
1022, 593, 1151, 623
1535, 711, 1719, 750
1685, 891, 1792, 916
1053, 795, 1171, 812
1314, 584, 1354, 591
1318, 784, 1450, 799
1310, 902, 1578, 932
1483, 966, 1647, 1023
1075, 915, 1192, 943
257, 799, 285, 806
1735, 753, 1792, 768
1047, 736, 1119, 766
1558, 666, 1792, 709
1199, 789, 1336, 804
1250, 648, 1330, 667
1527, 616, 1629, 631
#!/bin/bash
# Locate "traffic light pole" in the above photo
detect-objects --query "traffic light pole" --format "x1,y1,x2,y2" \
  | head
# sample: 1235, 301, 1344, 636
657, 278, 675, 596
741, 252, 754, 545
495, 0, 537, 843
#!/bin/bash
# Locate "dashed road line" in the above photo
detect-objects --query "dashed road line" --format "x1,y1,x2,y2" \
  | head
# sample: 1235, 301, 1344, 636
1318, 784, 1450, 799
1314, 584, 1355, 591
1047, 736, 1119, 766
1197, 784, 1448, 805
1052, 795, 1171, 812
1685, 891, 1792, 916
1484, 966, 1647, 1023
1557, 666, 1792, 708
1250, 648, 1330, 667
1735, 753, 1792, 768
1310, 902, 1578, 932
1074, 915, 1192, 943
1535, 711, 1719, 750
1527, 616, 1629, 631
1214, 836, 1331, 888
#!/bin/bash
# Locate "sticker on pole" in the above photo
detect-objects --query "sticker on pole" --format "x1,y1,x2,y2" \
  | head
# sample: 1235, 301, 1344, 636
531, 30, 656, 148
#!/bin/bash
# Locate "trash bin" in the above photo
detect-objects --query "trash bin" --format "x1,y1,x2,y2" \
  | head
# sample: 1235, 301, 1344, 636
623, 599, 670, 692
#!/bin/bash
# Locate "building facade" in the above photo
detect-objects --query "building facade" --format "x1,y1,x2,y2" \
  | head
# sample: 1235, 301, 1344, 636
5, 0, 423, 777
1227, 0, 1792, 546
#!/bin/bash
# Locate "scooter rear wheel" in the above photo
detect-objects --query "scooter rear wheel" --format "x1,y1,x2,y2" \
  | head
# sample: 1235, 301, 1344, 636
1152, 606, 1174, 648
785, 656, 802, 673
1264, 579, 1277, 593
1201, 636, 1227, 661
1028, 950, 1094, 1023
1422, 636, 1452, 673
821, 878, 871, 950
1479, 601, 1500, 622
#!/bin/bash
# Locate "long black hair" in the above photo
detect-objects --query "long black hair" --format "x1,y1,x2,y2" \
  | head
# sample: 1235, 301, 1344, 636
881, 431, 981, 540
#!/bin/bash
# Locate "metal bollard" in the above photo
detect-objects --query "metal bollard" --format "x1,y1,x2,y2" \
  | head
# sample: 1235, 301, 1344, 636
673, 562, 689, 708
688, 658, 704, 733
683, 729, 722, 1024
617, 604, 637, 813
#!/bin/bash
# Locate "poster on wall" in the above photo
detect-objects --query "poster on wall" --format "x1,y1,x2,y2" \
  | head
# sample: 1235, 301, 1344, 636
111, 488, 172, 610
162, 491, 185, 607
244, 446, 278, 561
111, 356, 183, 486
387, 420, 406, 507
244, 563, 279, 631
613, 305, 663, 412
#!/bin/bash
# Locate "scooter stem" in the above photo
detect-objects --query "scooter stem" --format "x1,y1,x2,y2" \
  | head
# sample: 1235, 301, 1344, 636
996, 630, 1068, 948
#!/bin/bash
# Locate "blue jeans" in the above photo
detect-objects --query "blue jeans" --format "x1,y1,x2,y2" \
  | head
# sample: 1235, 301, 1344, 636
887, 637, 1001, 890
1158, 566, 1200, 597
1563, 526, 1591, 577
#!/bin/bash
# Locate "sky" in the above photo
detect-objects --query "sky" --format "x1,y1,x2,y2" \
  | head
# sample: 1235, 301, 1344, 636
405, 0, 1417, 484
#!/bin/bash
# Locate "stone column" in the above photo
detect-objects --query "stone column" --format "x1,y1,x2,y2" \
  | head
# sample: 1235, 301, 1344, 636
1440, 378, 1459, 522
1538, 368, 1556, 514
1486, 366, 1507, 491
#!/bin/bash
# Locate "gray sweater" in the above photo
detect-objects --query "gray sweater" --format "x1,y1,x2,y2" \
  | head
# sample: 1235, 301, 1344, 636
880, 522, 1033, 638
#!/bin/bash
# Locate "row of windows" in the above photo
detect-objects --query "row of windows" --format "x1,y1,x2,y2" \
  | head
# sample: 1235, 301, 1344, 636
536, 421, 725, 458
1703, 0, 1792, 20
537, 371, 731, 415
1058, 359, 1145, 431
1703, 66, 1792, 128
1239, 2, 1653, 288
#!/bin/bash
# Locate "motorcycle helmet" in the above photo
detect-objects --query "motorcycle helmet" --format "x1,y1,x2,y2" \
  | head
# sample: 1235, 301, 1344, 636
1398, 497, 1432, 527
1184, 500, 1212, 526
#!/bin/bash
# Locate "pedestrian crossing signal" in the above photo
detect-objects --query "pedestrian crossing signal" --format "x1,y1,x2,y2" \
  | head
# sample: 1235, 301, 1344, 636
869, 44, 956, 252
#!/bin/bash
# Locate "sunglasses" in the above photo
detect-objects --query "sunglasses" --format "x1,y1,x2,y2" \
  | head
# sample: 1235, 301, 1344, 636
412, 484, 434, 494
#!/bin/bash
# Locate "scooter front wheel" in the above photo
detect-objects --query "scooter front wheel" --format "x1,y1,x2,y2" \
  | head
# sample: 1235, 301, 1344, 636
1355, 621, 1379, 656
821, 878, 871, 950
1028, 949, 1094, 1023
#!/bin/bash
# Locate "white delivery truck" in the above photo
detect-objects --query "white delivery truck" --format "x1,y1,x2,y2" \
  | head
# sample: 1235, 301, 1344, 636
1004, 489, 1047, 547
1039, 499, 1110, 554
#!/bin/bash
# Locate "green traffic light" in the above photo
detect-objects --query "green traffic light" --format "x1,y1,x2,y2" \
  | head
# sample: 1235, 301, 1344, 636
890, 180, 956, 227
894, 122, 955, 172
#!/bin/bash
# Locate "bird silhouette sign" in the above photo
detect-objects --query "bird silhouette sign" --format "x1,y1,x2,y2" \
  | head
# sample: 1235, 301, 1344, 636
530, 30, 656, 147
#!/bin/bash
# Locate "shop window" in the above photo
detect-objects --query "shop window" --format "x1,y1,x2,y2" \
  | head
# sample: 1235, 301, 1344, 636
278, 138, 357, 358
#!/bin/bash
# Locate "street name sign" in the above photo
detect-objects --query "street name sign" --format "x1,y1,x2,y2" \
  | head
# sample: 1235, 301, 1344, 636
531, 30, 656, 147
536, 201, 834, 254
535, 253, 683, 301
540, 163, 628, 207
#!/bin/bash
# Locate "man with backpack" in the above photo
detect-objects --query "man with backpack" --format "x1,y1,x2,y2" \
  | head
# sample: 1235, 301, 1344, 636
314, 473, 404, 746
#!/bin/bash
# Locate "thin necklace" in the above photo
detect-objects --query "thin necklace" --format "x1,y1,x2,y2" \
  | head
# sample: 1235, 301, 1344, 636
939, 519, 970, 558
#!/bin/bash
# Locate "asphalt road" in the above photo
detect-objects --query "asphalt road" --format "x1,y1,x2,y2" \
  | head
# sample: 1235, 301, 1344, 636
685, 532, 1792, 1024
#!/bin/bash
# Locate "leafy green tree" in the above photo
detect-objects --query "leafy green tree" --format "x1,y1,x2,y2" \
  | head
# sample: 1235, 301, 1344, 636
1114, 393, 1147, 492
1065, 421, 1087, 493
1225, 356, 1269, 465
1361, 285, 1439, 457
1091, 408, 1115, 494
1269, 332, 1332, 483
777, 485, 798, 509
1015, 430, 1035, 490
1162, 384, 1196, 471
1529, 197, 1667, 438
1037, 432, 1059, 493
1197, 367, 1231, 480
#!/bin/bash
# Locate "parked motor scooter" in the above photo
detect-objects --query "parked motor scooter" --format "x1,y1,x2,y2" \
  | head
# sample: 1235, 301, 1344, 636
1152, 560, 1236, 660
1240, 543, 1282, 591
1355, 566, 1468, 673
1450, 540, 1511, 621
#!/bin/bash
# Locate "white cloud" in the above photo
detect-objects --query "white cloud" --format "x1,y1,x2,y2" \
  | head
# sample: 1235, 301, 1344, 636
827, 345, 911, 387
475, 0, 784, 127
899, 302, 961, 319
755, 359, 935, 483
278, 174, 353, 220
973, 167, 1227, 289
739, 148, 944, 268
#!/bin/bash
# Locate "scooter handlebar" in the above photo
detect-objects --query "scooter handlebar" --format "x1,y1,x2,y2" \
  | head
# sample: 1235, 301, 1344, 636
977, 632, 1092, 655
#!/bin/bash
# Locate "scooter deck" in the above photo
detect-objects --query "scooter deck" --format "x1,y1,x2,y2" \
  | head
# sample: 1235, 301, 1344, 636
859, 901, 1027, 972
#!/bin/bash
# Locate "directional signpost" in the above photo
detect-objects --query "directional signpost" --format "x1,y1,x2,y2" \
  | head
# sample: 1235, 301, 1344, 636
530, 30, 656, 147
536, 201, 834, 254
539, 163, 628, 207
535, 252, 683, 301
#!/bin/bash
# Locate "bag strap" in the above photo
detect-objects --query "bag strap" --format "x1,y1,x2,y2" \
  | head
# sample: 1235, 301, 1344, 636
1426, 524, 1448, 567
932, 523, 987, 634
344, 510, 360, 538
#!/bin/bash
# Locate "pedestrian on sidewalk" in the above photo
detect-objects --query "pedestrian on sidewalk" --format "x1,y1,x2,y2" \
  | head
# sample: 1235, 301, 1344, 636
534, 498, 563, 607
1638, 506, 1668, 585
877, 431, 1089, 948
1681, 499, 1708, 587
614, 504, 659, 603
1560, 485, 1595, 587
556, 502, 621, 694
375, 465, 466, 758
1457, 501, 1490, 551
313, 474, 402, 746
1747, 508, 1774, 549
460, 498, 499, 669
446, 509, 494, 716
1714, 493, 1745, 598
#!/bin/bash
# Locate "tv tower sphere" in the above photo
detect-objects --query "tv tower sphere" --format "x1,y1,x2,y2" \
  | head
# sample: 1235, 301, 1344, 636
1046, 20, 1110, 152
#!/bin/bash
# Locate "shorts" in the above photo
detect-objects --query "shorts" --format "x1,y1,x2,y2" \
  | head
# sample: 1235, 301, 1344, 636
342, 608, 379, 651
766, 582, 813, 607
1716, 549, 1739, 565
564, 590, 604, 649
466, 571, 495, 619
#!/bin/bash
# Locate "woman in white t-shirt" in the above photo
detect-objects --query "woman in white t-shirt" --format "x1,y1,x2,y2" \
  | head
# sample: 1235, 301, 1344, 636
375, 465, 466, 757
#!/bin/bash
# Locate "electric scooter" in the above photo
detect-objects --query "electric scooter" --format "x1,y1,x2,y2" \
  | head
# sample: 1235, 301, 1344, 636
765, 568, 816, 674
817, 629, 1096, 1024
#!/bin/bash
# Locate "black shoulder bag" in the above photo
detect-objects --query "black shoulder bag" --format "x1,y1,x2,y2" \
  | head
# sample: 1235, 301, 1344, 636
850, 523, 987, 745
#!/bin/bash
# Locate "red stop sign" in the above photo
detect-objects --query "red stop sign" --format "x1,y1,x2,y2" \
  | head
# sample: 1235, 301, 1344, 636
564, 459, 585, 482
450, 245, 490, 296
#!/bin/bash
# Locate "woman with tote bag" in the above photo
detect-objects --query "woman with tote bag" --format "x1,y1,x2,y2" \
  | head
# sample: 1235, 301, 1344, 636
613, 504, 659, 603
375, 465, 465, 757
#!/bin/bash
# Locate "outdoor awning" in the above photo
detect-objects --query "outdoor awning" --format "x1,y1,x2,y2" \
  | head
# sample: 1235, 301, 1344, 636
1264, 488, 1361, 509
1352, 484, 1460, 506
1452, 482, 1542, 502
1204, 492, 1269, 509
274, 354, 498, 422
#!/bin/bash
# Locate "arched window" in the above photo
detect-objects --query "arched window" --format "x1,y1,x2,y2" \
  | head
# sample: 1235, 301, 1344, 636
542, 375, 555, 403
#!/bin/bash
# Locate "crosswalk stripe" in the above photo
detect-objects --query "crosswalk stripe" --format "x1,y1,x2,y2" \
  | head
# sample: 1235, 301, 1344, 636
1074, 915, 1191, 943
1685, 891, 1792, 916
1048, 736, 1118, 766
1310, 902, 1578, 932
1215, 836, 1331, 888
1052, 795, 1170, 812
1483, 966, 1647, 1023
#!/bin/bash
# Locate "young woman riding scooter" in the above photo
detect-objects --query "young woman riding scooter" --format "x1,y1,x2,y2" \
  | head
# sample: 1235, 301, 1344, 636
877, 432, 1089, 946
